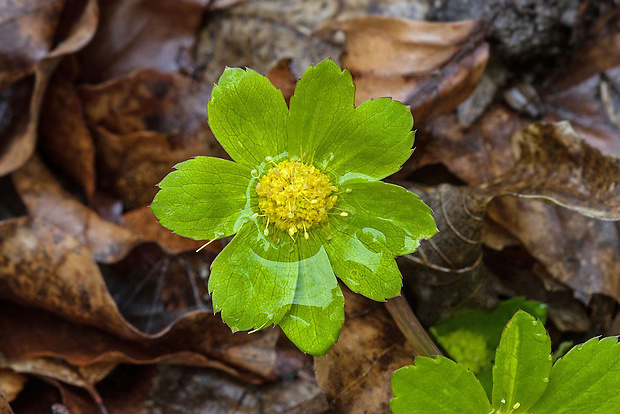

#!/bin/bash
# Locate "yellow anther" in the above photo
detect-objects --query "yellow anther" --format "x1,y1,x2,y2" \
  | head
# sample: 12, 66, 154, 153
256, 159, 336, 237
340, 211, 349, 217
513, 403, 520, 409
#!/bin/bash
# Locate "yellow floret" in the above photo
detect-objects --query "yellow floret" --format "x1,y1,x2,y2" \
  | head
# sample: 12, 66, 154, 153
256, 159, 336, 238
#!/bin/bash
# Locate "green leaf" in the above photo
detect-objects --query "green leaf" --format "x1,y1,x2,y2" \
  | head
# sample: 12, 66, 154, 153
492, 310, 551, 413
438, 330, 490, 375
151, 157, 253, 240
431, 297, 548, 353
323, 216, 403, 302
530, 337, 620, 414
208, 67, 288, 168
319, 98, 415, 183
287, 59, 355, 160
209, 223, 299, 331
279, 244, 344, 356
391, 356, 492, 414
337, 181, 437, 256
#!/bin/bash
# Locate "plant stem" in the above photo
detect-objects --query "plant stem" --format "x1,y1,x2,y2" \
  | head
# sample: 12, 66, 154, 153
386, 296, 442, 357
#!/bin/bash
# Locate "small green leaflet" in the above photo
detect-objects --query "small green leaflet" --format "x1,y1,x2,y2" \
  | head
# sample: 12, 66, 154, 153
391, 310, 620, 414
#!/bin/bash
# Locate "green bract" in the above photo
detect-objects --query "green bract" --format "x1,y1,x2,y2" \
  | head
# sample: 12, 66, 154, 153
151, 59, 437, 356
391, 311, 620, 414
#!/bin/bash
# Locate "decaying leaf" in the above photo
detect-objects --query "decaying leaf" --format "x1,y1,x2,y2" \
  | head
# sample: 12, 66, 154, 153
481, 122, 620, 220
78, 0, 210, 83
39, 77, 97, 199
0, 370, 27, 402
319, 16, 489, 121
0, 391, 13, 414
0, 0, 98, 176
487, 198, 620, 303
78, 69, 223, 208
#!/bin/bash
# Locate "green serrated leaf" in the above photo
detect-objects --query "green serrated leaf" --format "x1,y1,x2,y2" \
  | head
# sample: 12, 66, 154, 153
319, 98, 415, 183
391, 356, 492, 414
530, 337, 620, 414
492, 310, 551, 413
323, 216, 402, 302
337, 181, 437, 256
279, 245, 344, 356
287, 59, 355, 160
208, 67, 288, 168
151, 157, 253, 240
209, 223, 299, 331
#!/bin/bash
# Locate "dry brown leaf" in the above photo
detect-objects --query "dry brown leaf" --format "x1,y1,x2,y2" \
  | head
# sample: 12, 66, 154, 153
314, 287, 415, 413
12, 156, 139, 263
413, 105, 529, 185
0, 301, 280, 381
39, 77, 96, 198
78, 0, 209, 83
319, 16, 488, 122
0, 217, 141, 339
481, 121, 620, 220
0, 0, 98, 177
0, 0, 64, 89
487, 198, 620, 303
78, 69, 224, 208
0, 391, 12, 414
0, 370, 27, 403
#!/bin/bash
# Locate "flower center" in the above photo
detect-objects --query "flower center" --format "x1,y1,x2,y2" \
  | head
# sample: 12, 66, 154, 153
255, 159, 337, 239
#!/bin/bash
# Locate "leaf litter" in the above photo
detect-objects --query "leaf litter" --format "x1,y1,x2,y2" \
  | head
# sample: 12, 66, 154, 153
1, 0, 619, 411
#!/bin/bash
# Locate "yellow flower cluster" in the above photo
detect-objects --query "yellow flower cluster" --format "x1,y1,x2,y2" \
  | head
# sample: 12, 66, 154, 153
256, 159, 338, 239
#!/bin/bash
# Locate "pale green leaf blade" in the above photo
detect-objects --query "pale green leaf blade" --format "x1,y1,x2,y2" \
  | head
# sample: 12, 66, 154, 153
337, 181, 437, 256
287, 59, 355, 159
279, 238, 344, 356
492, 310, 552, 413
208, 67, 288, 168
391, 356, 492, 414
324, 215, 402, 302
530, 337, 620, 414
209, 222, 308, 331
151, 156, 253, 240
319, 98, 415, 182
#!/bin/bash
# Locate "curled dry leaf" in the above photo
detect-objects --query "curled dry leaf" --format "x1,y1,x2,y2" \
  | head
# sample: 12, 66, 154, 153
12, 156, 139, 263
487, 198, 620, 303
0, 392, 12, 414
319, 16, 489, 122
0, 0, 98, 177
194, 0, 427, 86
78, 69, 224, 208
0, 216, 141, 339
78, 0, 210, 83
481, 121, 620, 220
314, 287, 415, 413
39, 77, 96, 199
0, 370, 27, 402
0, 300, 281, 381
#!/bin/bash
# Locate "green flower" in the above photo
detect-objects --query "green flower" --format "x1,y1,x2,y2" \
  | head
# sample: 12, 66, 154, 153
151, 60, 437, 356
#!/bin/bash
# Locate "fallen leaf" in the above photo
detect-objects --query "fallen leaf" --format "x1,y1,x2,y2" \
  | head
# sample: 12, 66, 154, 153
78, 69, 224, 208
319, 16, 489, 122
0, 370, 27, 402
78, 0, 210, 83
11, 156, 139, 263
0, 0, 98, 176
487, 198, 620, 303
314, 287, 415, 413
481, 122, 620, 220
39, 77, 96, 198
0, 391, 13, 414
